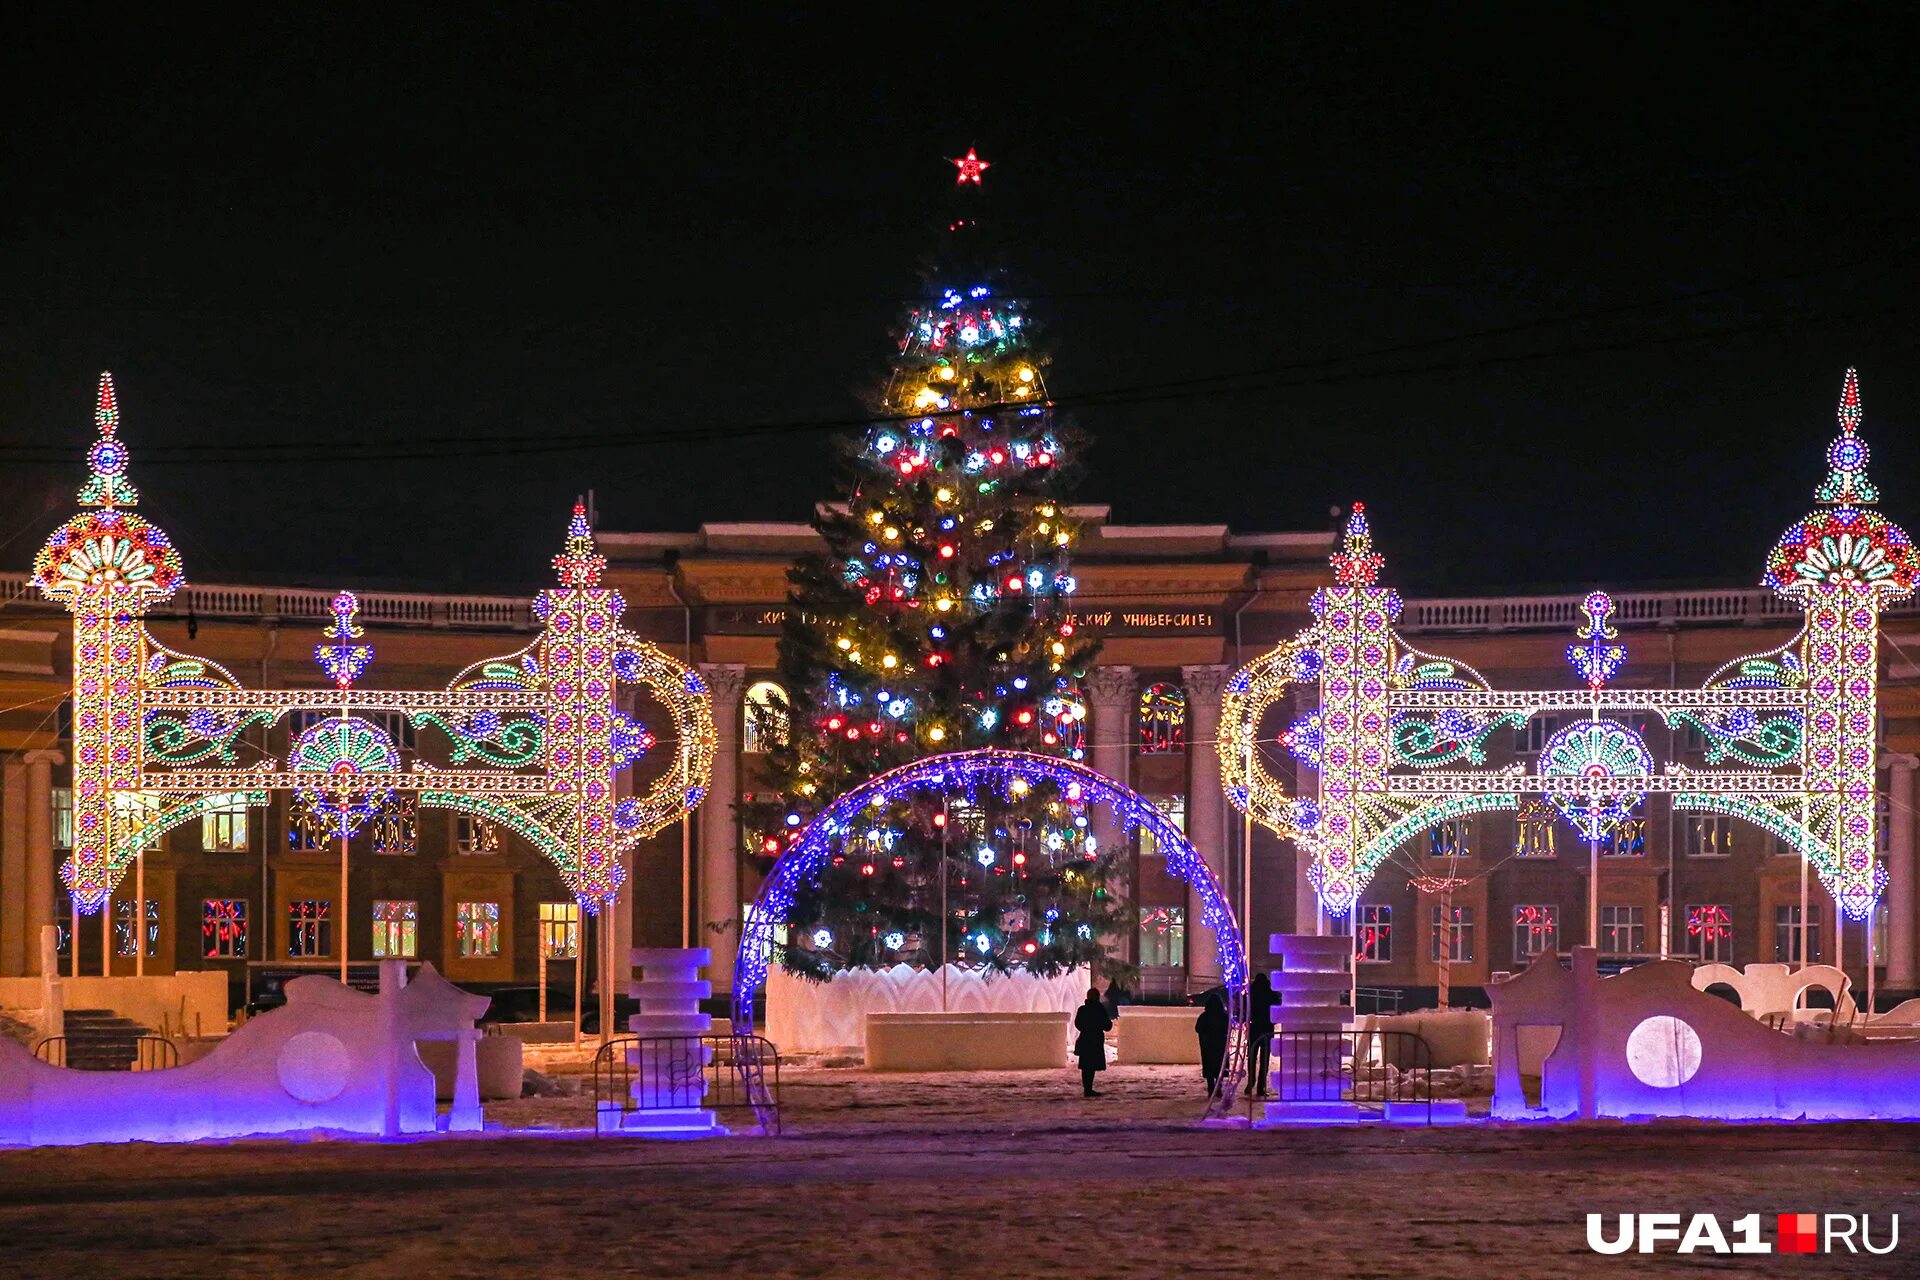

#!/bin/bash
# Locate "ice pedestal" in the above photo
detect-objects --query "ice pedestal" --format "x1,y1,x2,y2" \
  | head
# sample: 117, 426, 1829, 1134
599, 947, 725, 1138
1258, 933, 1359, 1127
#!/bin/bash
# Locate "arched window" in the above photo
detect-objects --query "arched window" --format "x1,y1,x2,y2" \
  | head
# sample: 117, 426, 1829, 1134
1137, 682, 1186, 754
744, 681, 789, 753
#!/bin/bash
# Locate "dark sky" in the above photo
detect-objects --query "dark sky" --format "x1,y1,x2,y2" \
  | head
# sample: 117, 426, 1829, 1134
4, 5, 1918, 597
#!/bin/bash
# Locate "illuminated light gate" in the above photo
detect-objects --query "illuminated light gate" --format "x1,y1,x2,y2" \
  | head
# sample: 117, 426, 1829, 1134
734, 749, 1249, 1115
33, 374, 716, 931
1221, 371, 1918, 934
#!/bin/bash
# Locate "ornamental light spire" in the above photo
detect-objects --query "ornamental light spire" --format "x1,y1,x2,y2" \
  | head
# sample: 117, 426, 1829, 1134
1329, 501, 1385, 587
77, 371, 141, 508
552, 501, 607, 587
1813, 367, 1879, 506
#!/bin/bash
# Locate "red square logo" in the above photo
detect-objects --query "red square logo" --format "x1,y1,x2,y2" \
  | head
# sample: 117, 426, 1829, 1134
1778, 1213, 1819, 1254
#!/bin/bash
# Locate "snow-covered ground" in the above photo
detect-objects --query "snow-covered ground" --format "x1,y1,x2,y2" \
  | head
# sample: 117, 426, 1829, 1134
1, 1063, 1914, 1278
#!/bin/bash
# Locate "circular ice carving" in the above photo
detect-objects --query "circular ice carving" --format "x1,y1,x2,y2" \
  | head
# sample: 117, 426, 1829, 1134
1625, 1015, 1702, 1088
277, 1030, 353, 1104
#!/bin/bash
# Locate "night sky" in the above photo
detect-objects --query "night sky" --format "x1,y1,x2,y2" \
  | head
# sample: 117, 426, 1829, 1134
4, 6, 1917, 597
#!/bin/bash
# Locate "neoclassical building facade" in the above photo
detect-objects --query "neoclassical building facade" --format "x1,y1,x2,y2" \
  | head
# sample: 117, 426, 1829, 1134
4, 505, 1918, 1008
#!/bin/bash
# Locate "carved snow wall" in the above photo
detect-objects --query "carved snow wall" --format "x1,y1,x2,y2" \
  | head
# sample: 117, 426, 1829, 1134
766, 963, 1085, 1053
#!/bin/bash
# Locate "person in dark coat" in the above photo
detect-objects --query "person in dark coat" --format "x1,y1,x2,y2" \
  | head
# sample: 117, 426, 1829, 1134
1073, 986, 1113, 1097
1195, 990, 1230, 1096
1248, 971, 1276, 1096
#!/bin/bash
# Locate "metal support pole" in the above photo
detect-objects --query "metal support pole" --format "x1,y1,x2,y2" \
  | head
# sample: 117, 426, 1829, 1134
1799, 846, 1810, 968
135, 848, 146, 978
598, 905, 613, 1047
339, 827, 350, 985
1588, 831, 1600, 950
100, 897, 111, 977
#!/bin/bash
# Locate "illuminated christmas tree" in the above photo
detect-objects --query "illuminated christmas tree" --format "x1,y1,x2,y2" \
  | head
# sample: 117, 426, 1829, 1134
749, 152, 1126, 981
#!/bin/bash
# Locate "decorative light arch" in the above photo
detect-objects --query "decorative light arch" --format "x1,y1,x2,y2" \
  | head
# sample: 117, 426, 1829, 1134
734, 748, 1249, 1112
1222, 371, 1918, 924
32, 373, 717, 915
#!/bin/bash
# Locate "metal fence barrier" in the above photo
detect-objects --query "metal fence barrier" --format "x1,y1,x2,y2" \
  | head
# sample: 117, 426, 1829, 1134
32, 1035, 179, 1072
593, 1033, 783, 1135
1258, 1029, 1435, 1124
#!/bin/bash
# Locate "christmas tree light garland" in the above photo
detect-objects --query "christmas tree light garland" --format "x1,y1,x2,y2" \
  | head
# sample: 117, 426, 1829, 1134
744, 151, 1119, 981
1222, 371, 1915, 921
34, 377, 716, 911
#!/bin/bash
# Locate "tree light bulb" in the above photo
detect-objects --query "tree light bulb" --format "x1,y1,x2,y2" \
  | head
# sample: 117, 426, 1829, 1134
1018, 367, 1035, 383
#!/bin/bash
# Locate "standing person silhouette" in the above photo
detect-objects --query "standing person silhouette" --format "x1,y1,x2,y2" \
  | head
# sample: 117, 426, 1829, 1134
1073, 987, 1113, 1098
1195, 990, 1230, 1096
1248, 971, 1276, 1096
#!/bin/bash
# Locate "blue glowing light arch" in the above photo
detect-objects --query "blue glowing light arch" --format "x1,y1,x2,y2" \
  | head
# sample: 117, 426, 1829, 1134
732, 749, 1250, 1109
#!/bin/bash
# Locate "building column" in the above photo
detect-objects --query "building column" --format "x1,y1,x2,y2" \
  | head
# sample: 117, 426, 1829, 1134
697, 664, 746, 998
1289, 687, 1322, 935
609, 690, 638, 988
24, 751, 58, 978
1, 757, 26, 976
1182, 664, 1232, 989
1886, 753, 1918, 994
1082, 665, 1134, 970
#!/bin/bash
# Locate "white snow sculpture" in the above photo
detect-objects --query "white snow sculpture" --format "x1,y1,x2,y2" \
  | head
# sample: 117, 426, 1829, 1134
1490, 949, 1920, 1121
1256, 933, 1358, 1126
1690, 962, 1856, 1022
602, 947, 722, 1138
0, 962, 489, 1147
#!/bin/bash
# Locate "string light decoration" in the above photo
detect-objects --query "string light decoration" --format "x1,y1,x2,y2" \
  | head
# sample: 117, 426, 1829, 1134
951, 147, 991, 185
1221, 371, 1913, 922
33, 377, 716, 912
732, 749, 1250, 1117
743, 152, 1113, 981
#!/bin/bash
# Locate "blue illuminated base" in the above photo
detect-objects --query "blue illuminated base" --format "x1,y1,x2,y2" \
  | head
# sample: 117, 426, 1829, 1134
1256, 1100, 1361, 1126
1385, 1099, 1470, 1125
596, 1103, 726, 1139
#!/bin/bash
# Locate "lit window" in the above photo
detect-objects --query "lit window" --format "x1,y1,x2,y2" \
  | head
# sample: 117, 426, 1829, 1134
1137, 906, 1186, 968
1355, 904, 1392, 963
1600, 905, 1646, 955
1511, 904, 1557, 959
372, 900, 418, 958
288, 899, 331, 958
1513, 801, 1557, 858
1601, 816, 1647, 857
1685, 904, 1733, 963
744, 681, 790, 753
1137, 682, 1187, 754
51, 787, 74, 849
455, 815, 499, 855
288, 808, 327, 851
539, 902, 580, 958
113, 898, 160, 958
1684, 815, 1731, 857
1138, 795, 1186, 859
1430, 906, 1474, 963
202, 899, 248, 959
1773, 904, 1821, 964
371, 801, 416, 855
1427, 819, 1471, 859
201, 796, 250, 852
457, 901, 501, 958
